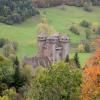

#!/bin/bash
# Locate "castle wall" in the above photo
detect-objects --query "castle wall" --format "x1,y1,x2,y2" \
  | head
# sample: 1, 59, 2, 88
61, 42, 70, 59
46, 41, 57, 63
37, 36, 46, 57
56, 48, 62, 62
37, 34, 70, 64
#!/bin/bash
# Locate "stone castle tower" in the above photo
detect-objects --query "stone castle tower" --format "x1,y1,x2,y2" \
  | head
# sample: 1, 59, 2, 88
38, 33, 70, 63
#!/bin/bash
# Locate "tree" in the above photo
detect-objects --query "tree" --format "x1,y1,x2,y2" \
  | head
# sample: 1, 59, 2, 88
81, 48, 100, 100
25, 62, 82, 100
84, 43, 91, 53
0, 0, 39, 24
0, 55, 14, 95
13, 57, 26, 92
85, 29, 91, 39
70, 25, 81, 35
80, 20, 91, 28
83, 1, 93, 12
81, 66, 100, 100
74, 52, 80, 68
65, 55, 69, 63
78, 43, 84, 53
37, 18, 56, 35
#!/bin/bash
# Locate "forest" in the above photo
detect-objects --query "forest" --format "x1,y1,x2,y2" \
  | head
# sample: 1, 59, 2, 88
0, 0, 39, 24
0, 0, 100, 100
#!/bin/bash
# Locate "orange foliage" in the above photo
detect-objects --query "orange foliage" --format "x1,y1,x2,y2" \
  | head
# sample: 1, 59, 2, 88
81, 48, 100, 100
95, 38, 100, 43
85, 48, 100, 66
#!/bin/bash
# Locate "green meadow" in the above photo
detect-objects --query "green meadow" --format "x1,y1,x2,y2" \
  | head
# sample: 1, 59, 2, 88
0, 6, 100, 65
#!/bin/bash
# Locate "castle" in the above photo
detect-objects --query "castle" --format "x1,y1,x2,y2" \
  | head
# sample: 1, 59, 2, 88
37, 32, 70, 63
24, 33, 70, 68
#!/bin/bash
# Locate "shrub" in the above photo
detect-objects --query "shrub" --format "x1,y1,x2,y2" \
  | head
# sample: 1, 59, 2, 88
80, 20, 91, 28
85, 29, 92, 39
92, 25, 100, 34
70, 25, 81, 35
0, 38, 6, 48
0, 16, 6, 23
3, 44, 15, 58
78, 44, 84, 53
74, 52, 80, 68
84, 43, 91, 53
83, 1, 93, 12
11, 41, 18, 52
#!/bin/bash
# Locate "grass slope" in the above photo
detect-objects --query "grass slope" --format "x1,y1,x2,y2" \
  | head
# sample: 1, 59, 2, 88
0, 6, 100, 64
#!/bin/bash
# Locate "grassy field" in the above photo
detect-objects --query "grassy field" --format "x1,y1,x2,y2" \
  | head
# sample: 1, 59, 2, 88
0, 6, 100, 65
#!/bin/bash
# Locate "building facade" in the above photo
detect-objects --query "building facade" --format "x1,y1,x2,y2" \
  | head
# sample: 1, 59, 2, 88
38, 33, 70, 63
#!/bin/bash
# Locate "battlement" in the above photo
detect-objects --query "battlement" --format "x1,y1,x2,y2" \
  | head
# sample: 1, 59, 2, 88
38, 34, 47, 41
38, 32, 70, 63
60, 36, 70, 43
24, 32, 70, 68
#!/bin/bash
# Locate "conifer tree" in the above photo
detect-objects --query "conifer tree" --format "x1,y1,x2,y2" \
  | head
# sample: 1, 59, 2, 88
74, 52, 80, 68
65, 55, 69, 63
13, 57, 25, 92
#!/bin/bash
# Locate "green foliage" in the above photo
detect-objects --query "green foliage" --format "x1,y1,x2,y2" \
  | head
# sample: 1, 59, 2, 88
0, 56, 14, 95
3, 88, 18, 100
80, 20, 91, 28
70, 25, 81, 35
0, 95, 9, 100
83, 1, 93, 12
33, 0, 100, 8
65, 55, 69, 63
0, 0, 39, 24
74, 53, 80, 68
3, 43, 15, 58
85, 29, 91, 39
13, 57, 26, 92
0, 38, 6, 48
0, 56, 29, 97
25, 62, 82, 100
84, 43, 91, 53
2, 40, 18, 58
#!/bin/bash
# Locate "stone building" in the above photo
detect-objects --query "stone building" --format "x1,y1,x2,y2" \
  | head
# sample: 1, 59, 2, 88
24, 33, 70, 68
37, 32, 70, 64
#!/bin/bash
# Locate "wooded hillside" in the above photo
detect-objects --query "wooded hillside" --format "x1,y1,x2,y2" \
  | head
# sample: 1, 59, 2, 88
0, 0, 39, 24
33, 0, 100, 8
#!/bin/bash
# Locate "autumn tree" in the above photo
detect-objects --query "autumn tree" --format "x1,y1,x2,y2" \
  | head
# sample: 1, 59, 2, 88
37, 17, 56, 35
81, 48, 100, 100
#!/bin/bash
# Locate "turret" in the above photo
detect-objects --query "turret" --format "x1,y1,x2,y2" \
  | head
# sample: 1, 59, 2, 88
56, 47, 62, 62
37, 33, 47, 57
46, 35, 59, 63
60, 35, 70, 60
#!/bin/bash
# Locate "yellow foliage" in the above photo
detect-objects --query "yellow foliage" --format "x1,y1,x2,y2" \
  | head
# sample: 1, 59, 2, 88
78, 44, 84, 52
0, 96, 9, 100
91, 41, 96, 46
36, 17, 56, 36
91, 23, 99, 33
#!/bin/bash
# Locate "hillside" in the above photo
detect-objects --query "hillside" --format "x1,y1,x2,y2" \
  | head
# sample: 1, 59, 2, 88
0, 5, 100, 64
